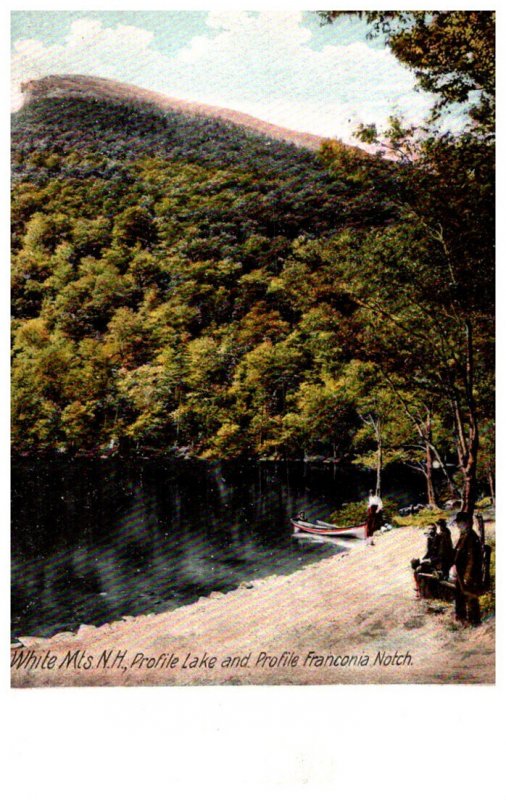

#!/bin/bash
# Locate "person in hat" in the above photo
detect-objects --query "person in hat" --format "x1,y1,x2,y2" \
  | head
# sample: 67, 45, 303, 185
450, 512, 483, 625
411, 523, 440, 597
436, 518, 454, 578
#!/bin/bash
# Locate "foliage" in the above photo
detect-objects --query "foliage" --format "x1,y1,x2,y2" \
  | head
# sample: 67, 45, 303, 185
11, 65, 494, 511
313, 16, 495, 513
327, 501, 367, 528
328, 497, 398, 528
12, 94, 395, 460
480, 542, 495, 618
475, 496, 494, 510
391, 509, 451, 528
319, 11, 495, 134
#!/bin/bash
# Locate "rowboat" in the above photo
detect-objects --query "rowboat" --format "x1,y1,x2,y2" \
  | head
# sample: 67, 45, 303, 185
291, 518, 368, 539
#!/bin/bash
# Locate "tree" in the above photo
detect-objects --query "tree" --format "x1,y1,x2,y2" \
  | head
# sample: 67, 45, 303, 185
296, 215, 492, 514
336, 361, 414, 497
317, 11, 494, 514
281, 378, 355, 462
319, 11, 495, 133
477, 419, 495, 504
229, 338, 307, 457
112, 206, 158, 249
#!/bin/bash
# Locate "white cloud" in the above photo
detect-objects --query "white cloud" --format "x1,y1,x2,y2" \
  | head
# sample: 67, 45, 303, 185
11, 19, 163, 112
11, 12, 435, 142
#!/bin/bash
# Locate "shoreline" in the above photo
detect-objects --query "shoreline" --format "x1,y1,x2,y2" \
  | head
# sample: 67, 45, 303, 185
11, 524, 495, 687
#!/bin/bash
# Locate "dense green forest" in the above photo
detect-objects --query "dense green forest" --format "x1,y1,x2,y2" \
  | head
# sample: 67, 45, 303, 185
12, 11, 494, 514
11, 95, 398, 457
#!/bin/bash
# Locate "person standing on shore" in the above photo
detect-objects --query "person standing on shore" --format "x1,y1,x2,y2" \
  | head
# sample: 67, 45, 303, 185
366, 490, 383, 543
450, 512, 483, 625
368, 489, 383, 513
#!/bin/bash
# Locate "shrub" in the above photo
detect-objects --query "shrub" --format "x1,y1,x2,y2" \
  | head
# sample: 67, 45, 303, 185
391, 508, 451, 527
328, 497, 397, 527
476, 496, 494, 509
481, 542, 495, 618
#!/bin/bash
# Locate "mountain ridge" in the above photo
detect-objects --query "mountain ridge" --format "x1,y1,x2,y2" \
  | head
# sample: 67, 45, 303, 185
20, 74, 327, 152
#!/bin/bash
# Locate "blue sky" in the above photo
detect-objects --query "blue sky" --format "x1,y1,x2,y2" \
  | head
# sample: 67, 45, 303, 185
11, 10, 438, 143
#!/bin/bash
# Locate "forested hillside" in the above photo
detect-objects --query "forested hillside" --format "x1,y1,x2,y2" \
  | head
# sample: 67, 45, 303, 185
11, 76, 494, 510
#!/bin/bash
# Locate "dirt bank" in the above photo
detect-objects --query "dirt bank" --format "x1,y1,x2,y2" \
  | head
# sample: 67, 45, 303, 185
11, 524, 495, 687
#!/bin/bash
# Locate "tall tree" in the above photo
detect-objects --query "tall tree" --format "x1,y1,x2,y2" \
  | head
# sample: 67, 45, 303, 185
319, 11, 495, 134
318, 11, 494, 514
293, 214, 493, 514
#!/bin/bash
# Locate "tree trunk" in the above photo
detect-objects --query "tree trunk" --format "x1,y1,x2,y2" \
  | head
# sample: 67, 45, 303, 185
487, 469, 495, 505
425, 441, 437, 507
360, 412, 383, 496
427, 439, 460, 500
447, 321, 480, 516
440, 460, 461, 500
461, 423, 479, 515
424, 411, 437, 507
376, 421, 382, 496
460, 321, 479, 517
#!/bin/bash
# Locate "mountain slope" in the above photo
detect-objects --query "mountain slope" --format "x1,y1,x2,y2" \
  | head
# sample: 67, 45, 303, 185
11, 75, 398, 458
20, 74, 325, 151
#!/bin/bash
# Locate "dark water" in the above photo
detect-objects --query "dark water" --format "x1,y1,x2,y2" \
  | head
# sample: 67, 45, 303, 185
11, 457, 424, 640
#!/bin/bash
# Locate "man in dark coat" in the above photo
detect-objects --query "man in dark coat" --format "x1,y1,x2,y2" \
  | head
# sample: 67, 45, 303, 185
451, 512, 483, 625
436, 518, 455, 578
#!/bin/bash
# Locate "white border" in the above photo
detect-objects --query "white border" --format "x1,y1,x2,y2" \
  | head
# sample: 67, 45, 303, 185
3, 3, 503, 796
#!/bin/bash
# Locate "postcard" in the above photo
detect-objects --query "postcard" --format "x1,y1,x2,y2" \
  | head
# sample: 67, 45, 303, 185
10, 9, 495, 689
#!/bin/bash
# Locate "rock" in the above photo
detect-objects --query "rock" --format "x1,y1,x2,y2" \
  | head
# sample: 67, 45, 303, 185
17, 636, 48, 648
399, 504, 427, 516
76, 624, 96, 638
445, 499, 461, 510
51, 631, 77, 642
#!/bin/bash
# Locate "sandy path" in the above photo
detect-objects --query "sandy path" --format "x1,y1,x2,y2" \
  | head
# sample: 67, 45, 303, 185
11, 524, 495, 687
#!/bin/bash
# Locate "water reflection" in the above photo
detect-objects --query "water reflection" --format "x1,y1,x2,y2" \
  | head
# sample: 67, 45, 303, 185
13, 459, 361, 639
12, 458, 425, 639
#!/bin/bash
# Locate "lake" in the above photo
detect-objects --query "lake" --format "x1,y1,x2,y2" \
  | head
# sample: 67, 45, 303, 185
11, 457, 424, 640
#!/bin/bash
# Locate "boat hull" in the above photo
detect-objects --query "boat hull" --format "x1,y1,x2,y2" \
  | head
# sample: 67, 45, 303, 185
291, 519, 368, 539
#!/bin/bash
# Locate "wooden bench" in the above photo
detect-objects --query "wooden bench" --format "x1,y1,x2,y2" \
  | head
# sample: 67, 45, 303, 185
417, 543, 491, 601
417, 513, 492, 602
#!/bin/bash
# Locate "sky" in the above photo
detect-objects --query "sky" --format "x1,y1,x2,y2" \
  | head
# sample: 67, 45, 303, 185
10, 9, 441, 144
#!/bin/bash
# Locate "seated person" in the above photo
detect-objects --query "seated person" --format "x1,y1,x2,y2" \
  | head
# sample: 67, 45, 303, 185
411, 523, 440, 597
436, 518, 454, 579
